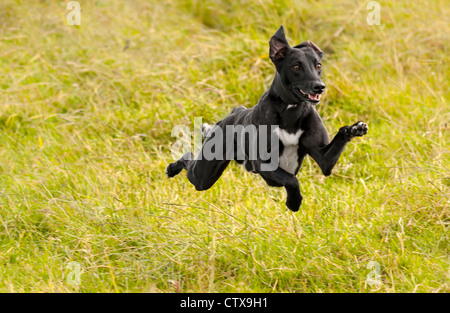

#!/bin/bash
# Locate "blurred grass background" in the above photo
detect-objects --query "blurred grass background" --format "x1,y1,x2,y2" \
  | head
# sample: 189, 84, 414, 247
0, 0, 448, 292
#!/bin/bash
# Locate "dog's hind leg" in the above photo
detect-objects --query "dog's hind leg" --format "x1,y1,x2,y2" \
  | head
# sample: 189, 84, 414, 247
185, 158, 230, 191
167, 153, 230, 191
166, 137, 231, 191
166, 152, 193, 178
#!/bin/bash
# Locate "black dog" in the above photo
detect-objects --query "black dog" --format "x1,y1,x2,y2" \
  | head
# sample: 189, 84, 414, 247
166, 26, 368, 212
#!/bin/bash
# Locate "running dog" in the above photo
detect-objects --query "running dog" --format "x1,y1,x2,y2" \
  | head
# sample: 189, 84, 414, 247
166, 26, 368, 211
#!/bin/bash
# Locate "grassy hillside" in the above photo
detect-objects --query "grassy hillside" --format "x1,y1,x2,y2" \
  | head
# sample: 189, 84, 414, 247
0, 0, 448, 292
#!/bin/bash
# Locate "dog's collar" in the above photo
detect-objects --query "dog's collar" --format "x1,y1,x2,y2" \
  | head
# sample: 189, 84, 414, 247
286, 104, 297, 110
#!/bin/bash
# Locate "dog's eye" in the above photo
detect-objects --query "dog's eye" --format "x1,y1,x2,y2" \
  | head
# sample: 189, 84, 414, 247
316, 63, 322, 70
293, 64, 301, 71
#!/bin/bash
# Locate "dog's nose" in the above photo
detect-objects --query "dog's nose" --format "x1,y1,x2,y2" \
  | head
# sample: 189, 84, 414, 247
313, 83, 325, 94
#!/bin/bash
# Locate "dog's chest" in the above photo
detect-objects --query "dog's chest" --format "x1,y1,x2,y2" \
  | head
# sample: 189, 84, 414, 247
275, 127, 304, 174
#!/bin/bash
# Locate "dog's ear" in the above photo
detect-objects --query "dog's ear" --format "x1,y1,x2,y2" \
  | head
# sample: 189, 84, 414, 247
269, 25, 290, 63
296, 41, 324, 59
307, 41, 324, 58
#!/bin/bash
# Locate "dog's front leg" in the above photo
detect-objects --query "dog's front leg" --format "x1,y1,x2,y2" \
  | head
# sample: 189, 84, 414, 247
259, 168, 302, 212
305, 121, 368, 176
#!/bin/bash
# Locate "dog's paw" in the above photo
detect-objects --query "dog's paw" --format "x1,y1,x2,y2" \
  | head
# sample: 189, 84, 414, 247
350, 121, 368, 137
286, 194, 302, 212
166, 162, 183, 178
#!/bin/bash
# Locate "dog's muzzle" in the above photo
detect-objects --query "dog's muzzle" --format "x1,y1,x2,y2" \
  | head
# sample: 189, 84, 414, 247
297, 88, 322, 103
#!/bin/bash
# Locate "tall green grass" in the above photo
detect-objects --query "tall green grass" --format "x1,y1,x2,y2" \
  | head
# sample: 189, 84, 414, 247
0, 0, 448, 292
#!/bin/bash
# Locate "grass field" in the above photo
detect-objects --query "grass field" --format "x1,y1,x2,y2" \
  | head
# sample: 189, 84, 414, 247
0, 0, 448, 292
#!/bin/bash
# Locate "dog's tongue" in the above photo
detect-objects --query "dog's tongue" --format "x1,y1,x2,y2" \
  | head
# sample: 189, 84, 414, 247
308, 94, 320, 101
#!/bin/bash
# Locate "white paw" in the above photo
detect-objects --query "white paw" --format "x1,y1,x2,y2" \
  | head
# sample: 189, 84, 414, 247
350, 121, 368, 137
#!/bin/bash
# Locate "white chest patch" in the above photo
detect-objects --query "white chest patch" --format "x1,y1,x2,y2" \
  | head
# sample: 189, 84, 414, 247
274, 127, 304, 174
274, 127, 304, 146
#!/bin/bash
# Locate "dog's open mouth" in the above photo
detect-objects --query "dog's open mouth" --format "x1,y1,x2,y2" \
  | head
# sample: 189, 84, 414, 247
297, 88, 321, 103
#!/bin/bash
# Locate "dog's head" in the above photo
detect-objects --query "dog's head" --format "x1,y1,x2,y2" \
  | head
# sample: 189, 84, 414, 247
269, 26, 325, 104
